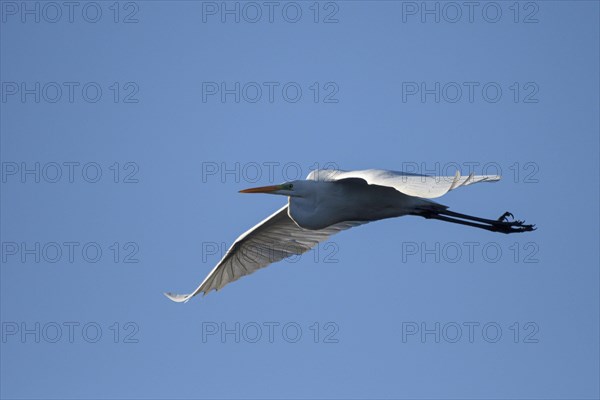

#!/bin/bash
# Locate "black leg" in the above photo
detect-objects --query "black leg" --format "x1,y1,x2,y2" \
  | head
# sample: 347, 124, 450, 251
421, 210, 535, 234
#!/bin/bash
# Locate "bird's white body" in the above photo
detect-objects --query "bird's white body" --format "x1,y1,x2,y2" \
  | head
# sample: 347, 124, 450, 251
165, 168, 532, 302
287, 179, 434, 230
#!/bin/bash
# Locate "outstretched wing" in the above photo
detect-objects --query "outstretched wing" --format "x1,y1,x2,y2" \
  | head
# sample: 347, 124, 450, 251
307, 169, 500, 199
165, 205, 364, 302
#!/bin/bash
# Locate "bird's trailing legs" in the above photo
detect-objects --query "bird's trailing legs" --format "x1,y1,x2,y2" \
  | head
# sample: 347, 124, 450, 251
421, 209, 535, 234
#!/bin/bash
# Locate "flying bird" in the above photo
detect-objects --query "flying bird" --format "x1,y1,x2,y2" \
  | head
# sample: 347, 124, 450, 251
165, 169, 535, 302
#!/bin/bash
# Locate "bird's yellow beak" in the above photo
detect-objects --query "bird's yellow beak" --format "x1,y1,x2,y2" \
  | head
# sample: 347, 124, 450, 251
239, 184, 283, 194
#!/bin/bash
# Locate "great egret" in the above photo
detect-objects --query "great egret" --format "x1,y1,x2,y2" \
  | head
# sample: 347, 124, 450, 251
165, 169, 534, 302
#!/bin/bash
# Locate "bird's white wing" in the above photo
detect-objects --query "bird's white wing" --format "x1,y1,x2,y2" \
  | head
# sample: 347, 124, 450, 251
307, 169, 500, 199
165, 205, 364, 302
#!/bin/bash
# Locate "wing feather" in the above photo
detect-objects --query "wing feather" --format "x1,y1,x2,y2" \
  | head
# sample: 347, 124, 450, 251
164, 205, 364, 302
307, 169, 500, 199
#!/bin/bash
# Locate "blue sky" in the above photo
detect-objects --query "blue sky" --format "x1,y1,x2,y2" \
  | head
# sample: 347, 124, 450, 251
1, 1, 599, 399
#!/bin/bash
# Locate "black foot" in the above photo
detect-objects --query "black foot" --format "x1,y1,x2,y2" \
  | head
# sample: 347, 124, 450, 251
493, 218, 536, 234
497, 211, 514, 222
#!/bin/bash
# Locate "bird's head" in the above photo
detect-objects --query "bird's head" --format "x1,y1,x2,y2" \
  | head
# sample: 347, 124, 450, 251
239, 180, 309, 197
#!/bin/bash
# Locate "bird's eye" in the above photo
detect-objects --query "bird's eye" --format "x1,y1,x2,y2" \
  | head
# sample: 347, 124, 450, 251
288, 184, 294, 189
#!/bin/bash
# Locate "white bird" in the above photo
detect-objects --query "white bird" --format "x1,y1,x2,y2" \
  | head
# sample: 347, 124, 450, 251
165, 169, 534, 302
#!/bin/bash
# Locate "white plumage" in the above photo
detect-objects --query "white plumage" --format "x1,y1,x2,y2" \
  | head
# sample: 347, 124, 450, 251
165, 169, 532, 302
306, 169, 500, 198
